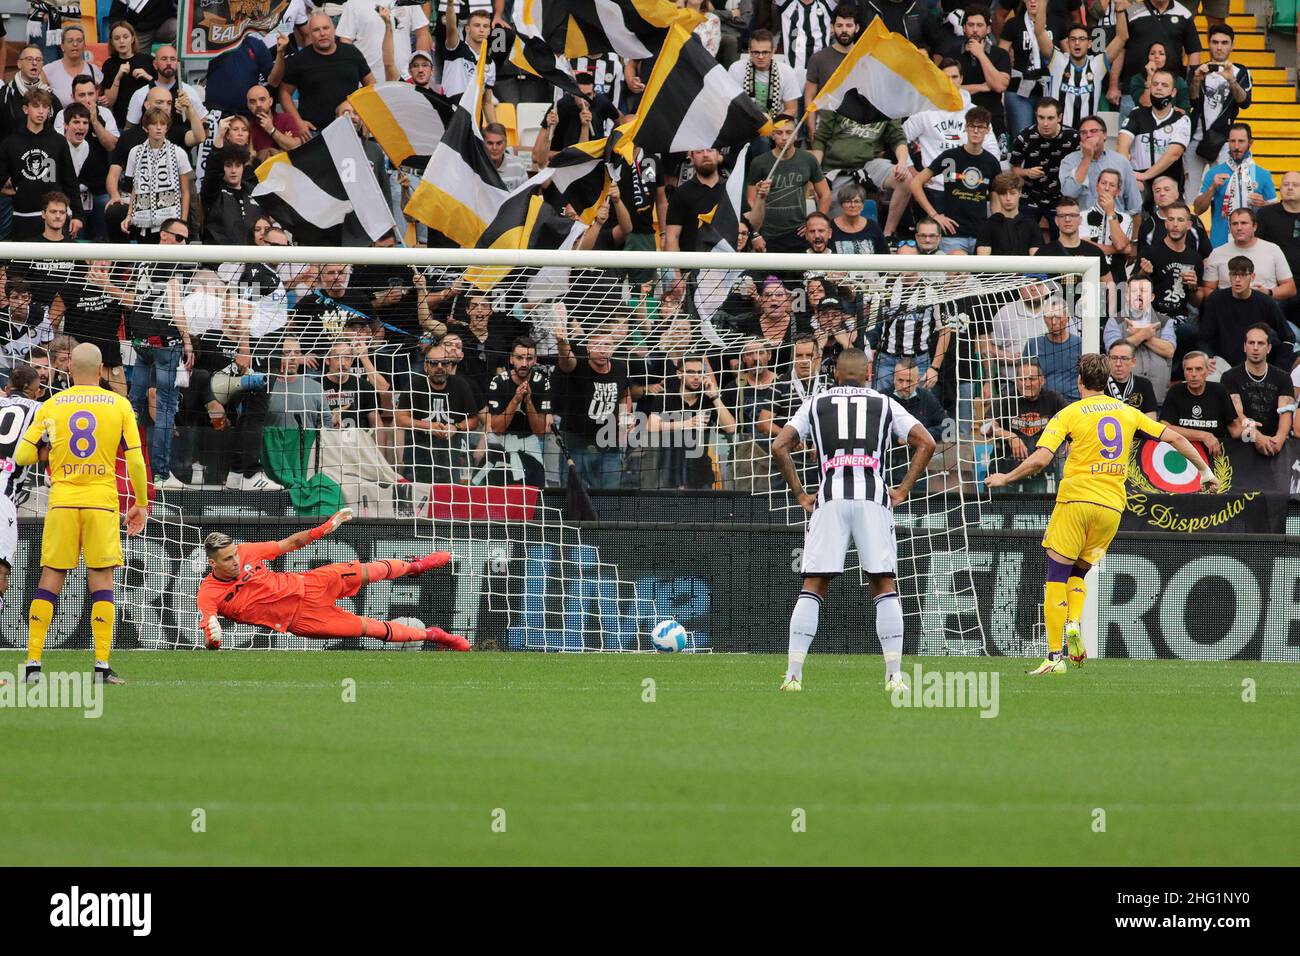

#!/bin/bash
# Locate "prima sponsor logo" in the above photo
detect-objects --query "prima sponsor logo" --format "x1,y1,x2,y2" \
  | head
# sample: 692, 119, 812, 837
0, 671, 102, 718
49, 886, 151, 936
890, 664, 1000, 718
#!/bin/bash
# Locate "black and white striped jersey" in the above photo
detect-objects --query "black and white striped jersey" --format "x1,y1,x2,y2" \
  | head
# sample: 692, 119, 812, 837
0, 394, 40, 505
777, 0, 835, 74
878, 277, 943, 357
788, 385, 920, 507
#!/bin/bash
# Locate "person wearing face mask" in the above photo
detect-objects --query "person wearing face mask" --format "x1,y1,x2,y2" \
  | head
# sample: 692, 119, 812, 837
1117, 68, 1191, 199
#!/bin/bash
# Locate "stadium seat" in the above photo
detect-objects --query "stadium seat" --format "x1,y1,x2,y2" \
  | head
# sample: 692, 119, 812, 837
496, 101, 519, 146
515, 101, 551, 152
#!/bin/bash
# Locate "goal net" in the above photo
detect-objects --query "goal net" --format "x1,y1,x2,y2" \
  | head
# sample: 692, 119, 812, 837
0, 244, 1099, 655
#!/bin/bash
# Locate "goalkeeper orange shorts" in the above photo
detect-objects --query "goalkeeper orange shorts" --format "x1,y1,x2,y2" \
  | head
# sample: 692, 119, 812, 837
289, 562, 368, 636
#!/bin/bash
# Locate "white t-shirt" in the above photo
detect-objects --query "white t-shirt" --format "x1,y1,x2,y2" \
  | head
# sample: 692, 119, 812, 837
440, 40, 496, 99
903, 91, 1002, 192
127, 81, 209, 125
337, 0, 430, 81
726, 59, 799, 110
1204, 239, 1295, 291
44, 58, 103, 108
55, 105, 120, 136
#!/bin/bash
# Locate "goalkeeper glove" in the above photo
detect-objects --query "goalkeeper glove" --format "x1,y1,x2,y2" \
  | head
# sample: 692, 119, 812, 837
308, 507, 354, 542
205, 616, 223, 650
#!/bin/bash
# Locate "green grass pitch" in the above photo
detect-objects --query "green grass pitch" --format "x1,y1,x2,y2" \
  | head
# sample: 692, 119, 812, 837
2, 651, 1296, 866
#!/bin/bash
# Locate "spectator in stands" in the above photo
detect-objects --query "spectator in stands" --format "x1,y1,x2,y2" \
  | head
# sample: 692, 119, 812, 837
1202, 208, 1296, 301
773, 333, 826, 419
996, 0, 1053, 140
1117, 69, 1190, 198
321, 338, 386, 431
533, 72, 619, 163
776, 0, 835, 76
43, 26, 100, 108
1192, 124, 1275, 249
0, 278, 50, 375
1103, 339, 1161, 416
728, 29, 798, 149
241, 85, 301, 161
1034, 197, 1111, 310
1023, 298, 1081, 399
910, 106, 1002, 254
440, 4, 496, 122
747, 114, 830, 253
0, 90, 82, 240
821, 182, 883, 252
1257, 171, 1300, 330
396, 341, 481, 485
108, 0, 177, 48
122, 108, 191, 241
1185, 24, 1252, 197
888, 356, 946, 442
873, 271, 945, 391
1198, 256, 1295, 376
665, 149, 726, 254
1059, 114, 1144, 213
126, 218, 193, 491
486, 337, 552, 488
718, 1, 755, 66
1133, 200, 1201, 375
986, 282, 1059, 379
62, 103, 110, 241
437, 331, 490, 417
484, 123, 530, 191
904, 58, 1001, 205
1104, 276, 1177, 402
977, 172, 1043, 255
1139, 174, 1212, 259
338, 0, 432, 84
684, 1, 723, 57
1009, 97, 1079, 234
1116, 0, 1201, 124
202, 33, 274, 115
406, 50, 438, 92
956, 6, 1012, 140
100, 22, 154, 132
554, 330, 630, 489
1034, 9, 1126, 131
57, 74, 120, 147
1160, 350, 1236, 456
280, 12, 375, 135
650, 356, 735, 490
1, 46, 60, 145
1221, 324, 1294, 461
809, 110, 912, 236
202, 147, 263, 246
725, 337, 779, 493
61, 258, 131, 395
803, 4, 860, 143
1081, 168, 1137, 283
1126, 41, 1191, 115
126, 47, 207, 128
986, 358, 1066, 486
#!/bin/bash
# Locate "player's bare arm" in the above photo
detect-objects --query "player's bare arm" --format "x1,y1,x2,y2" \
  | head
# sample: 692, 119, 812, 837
772, 423, 814, 513
1156, 427, 1220, 492
889, 424, 937, 507
985, 445, 1055, 488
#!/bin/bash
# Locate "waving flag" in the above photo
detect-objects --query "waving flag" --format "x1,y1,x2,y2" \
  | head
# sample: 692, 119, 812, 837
808, 18, 963, 124
253, 116, 394, 245
625, 24, 772, 154
348, 82, 453, 169
532, 0, 702, 59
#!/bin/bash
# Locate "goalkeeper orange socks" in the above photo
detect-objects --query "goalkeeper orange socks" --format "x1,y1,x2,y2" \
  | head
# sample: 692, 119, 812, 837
1066, 574, 1087, 623
25, 588, 57, 665
91, 589, 115, 665
1044, 558, 1073, 656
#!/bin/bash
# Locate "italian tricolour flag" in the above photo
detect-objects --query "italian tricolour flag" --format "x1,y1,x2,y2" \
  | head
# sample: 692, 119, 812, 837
1139, 439, 1209, 494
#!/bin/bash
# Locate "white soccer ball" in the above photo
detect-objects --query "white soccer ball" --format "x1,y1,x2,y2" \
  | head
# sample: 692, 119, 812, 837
651, 619, 688, 653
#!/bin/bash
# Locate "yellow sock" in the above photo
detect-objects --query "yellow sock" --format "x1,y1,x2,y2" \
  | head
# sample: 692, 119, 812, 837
26, 590, 57, 664
1044, 581, 1068, 654
91, 590, 115, 664
1066, 575, 1087, 623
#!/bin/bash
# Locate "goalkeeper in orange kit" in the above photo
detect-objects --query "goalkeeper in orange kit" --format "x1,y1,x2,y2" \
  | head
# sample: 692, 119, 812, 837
196, 508, 469, 650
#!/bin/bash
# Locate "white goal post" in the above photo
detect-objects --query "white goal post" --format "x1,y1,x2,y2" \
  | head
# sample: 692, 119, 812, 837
0, 243, 1101, 656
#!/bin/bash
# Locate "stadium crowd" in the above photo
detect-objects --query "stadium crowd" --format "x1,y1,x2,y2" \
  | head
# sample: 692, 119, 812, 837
0, 0, 1297, 500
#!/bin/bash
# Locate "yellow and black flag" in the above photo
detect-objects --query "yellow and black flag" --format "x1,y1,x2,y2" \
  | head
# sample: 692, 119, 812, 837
468, 182, 585, 291
624, 24, 772, 154
532, 0, 702, 60
252, 115, 395, 246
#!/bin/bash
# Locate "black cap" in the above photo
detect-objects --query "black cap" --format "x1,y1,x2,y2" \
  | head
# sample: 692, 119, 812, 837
817, 297, 845, 312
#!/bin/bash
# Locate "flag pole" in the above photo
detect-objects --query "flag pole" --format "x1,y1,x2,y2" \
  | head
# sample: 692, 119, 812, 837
759, 110, 810, 190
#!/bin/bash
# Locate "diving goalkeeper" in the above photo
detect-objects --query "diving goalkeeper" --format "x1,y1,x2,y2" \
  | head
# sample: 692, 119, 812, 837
197, 509, 469, 650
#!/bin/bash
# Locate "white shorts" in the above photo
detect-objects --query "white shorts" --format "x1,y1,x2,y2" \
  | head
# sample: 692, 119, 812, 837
800, 498, 897, 577
0, 495, 15, 568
